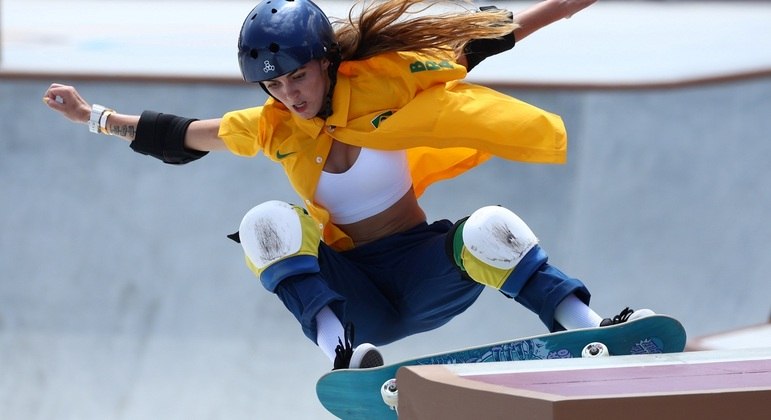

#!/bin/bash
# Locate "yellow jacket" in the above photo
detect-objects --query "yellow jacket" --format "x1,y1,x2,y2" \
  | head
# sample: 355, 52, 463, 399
218, 51, 566, 251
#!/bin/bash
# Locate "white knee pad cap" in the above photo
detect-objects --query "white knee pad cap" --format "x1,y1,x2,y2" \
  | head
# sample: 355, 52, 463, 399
462, 206, 538, 270
239, 201, 303, 269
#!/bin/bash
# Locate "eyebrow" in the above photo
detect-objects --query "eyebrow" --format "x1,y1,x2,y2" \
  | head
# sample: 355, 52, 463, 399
266, 65, 306, 83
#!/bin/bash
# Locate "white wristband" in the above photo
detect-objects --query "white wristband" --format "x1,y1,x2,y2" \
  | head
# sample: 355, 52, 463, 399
88, 104, 113, 134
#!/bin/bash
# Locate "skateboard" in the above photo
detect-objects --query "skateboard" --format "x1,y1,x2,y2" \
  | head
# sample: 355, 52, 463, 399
316, 314, 686, 419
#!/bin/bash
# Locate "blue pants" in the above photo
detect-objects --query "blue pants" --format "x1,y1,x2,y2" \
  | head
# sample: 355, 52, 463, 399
273, 220, 590, 346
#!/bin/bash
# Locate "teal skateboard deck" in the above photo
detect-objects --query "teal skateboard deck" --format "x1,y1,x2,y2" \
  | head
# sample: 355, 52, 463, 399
316, 314, 686, 419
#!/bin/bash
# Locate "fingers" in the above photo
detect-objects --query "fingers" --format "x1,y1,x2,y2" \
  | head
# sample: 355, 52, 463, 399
43, 83, 72, 105
43, 83, 64, 100
42, 93, 65, 109
43, 83, 66, 111
42, 83, 91, 123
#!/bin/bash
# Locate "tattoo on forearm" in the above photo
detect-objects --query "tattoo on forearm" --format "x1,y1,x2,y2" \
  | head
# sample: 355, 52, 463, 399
109, 124, 136, 139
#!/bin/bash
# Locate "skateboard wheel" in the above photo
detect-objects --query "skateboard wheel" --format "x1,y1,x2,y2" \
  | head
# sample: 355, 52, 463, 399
381, 378, 398, 411
582, 342, 609, 358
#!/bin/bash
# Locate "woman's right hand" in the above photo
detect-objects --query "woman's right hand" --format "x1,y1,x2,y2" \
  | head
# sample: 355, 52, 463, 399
43, 83, 92, 124
42, 83, 227, 151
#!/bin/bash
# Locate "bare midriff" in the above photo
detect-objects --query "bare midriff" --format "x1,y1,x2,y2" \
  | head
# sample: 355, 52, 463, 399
336, 187, 426, 247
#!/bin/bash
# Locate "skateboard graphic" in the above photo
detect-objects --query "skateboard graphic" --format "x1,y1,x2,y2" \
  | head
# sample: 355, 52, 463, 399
316, 314, 686, 419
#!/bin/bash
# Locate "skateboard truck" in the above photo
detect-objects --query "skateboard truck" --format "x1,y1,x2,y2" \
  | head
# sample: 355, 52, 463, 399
582, 342, 610, 358
381, 378, 399, 412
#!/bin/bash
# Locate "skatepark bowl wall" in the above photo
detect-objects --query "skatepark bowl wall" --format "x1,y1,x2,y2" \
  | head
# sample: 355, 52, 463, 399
3, 70, 771, 420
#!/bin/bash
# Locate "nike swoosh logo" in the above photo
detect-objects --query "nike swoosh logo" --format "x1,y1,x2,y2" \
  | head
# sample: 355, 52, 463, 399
276, 150, 296, 160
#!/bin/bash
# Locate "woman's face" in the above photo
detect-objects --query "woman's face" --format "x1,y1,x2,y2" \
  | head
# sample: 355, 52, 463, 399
262, 59, 330, 119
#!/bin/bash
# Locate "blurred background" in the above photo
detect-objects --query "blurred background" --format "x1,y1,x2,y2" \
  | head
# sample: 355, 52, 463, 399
2, 1, 770, 419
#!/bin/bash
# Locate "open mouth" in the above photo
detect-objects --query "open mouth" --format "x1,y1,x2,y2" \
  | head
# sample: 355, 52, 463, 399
292, 101, 308, 112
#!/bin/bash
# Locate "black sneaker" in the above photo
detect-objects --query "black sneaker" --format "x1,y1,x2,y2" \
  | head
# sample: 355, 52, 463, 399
600, 307, 655, 327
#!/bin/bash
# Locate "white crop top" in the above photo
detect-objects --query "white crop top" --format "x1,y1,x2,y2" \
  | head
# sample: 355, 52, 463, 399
315, 148, 412, 224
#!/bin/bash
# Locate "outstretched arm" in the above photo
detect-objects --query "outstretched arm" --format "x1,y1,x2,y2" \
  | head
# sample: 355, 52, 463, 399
43, 83, 227, 153
513, 0, 597, 42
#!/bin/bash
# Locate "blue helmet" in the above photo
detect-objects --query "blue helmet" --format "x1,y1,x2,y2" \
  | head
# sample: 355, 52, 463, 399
238, 0, 337, 83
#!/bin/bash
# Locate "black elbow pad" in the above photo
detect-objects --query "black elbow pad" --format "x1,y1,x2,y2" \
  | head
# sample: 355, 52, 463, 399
130, 111, 208, 165
464, 32, 516, 72
464, 5, 516, 72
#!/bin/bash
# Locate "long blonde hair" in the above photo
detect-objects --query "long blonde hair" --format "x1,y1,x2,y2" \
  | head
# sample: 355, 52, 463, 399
333, 0, 518, 61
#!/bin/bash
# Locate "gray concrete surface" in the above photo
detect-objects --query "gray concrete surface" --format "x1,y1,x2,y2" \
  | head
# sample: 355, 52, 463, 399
2, 1, 771, 419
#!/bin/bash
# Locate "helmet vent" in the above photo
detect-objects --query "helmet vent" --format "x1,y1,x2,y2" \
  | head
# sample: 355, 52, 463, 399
269, 43, 280, 53
249, 49, 259, 59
